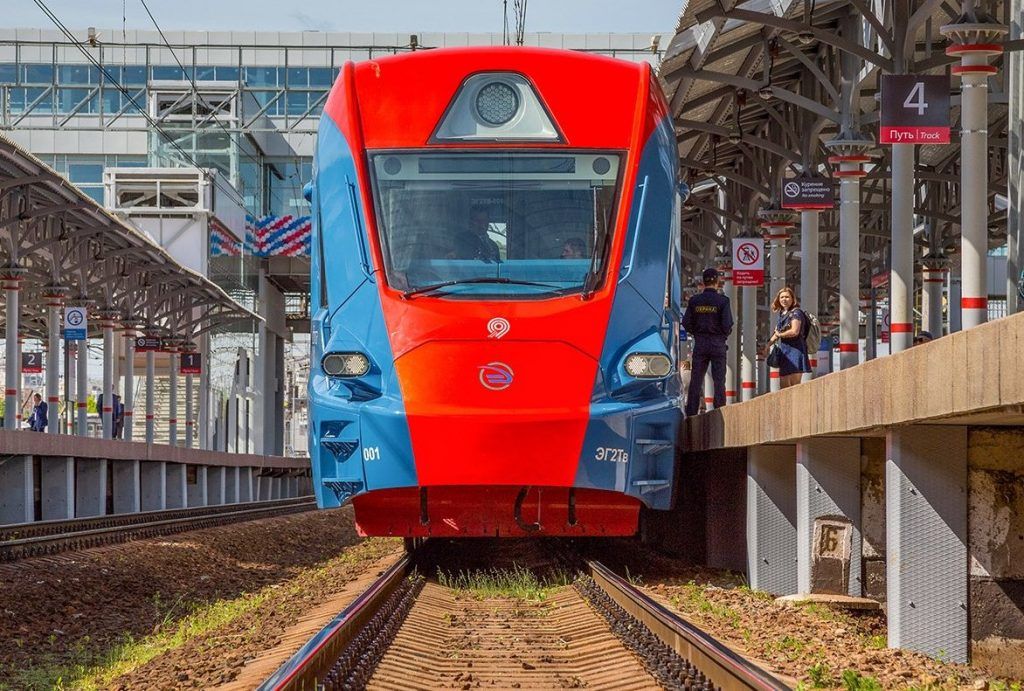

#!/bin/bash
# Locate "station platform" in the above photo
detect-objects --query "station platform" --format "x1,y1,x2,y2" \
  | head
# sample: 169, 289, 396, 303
646, 310, 1024, 665
0, 432, 311, 525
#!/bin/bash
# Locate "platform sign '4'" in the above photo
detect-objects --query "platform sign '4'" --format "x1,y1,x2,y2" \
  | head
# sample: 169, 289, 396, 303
880, 75, 950, 145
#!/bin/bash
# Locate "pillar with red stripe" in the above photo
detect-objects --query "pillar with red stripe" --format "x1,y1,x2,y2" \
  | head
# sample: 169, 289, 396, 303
43, 285, 68, 435
166, 337, 181, 447
2, 267, 24, 430
921, 255, 950, 338
182, 340, 196, 449
941, 20, 1006, 329
800, 206, 822, 382
97, 308, 121, 439
716, 258, 738, 404
759, 208, 796, 391
826, 133, 874, 370
122, 318, 141, 442
145, 326, 157, 444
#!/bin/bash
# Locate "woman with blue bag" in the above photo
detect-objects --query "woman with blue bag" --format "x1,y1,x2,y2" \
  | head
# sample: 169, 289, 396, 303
765, 286, 811, 389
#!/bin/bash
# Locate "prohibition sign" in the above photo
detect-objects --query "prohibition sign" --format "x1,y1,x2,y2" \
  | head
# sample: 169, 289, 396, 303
736, 242, 760, 266
783, 181, 800, 198
67, 308, 84, 326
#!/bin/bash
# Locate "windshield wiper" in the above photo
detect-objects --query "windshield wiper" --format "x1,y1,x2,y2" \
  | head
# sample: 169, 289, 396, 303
402, 277, 563, 299
582, 230, 613, 299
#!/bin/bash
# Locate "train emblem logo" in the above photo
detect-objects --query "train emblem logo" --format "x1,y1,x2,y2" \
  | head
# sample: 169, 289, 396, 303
478, 362, 514, 390
487, 317, 510, 339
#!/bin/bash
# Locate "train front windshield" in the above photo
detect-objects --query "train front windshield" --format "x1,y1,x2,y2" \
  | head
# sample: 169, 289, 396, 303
370, 152, 622, 297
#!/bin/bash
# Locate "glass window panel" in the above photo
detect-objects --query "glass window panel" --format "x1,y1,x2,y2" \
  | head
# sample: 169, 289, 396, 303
58, 65, 99, 85
114, 156, 147, 167
0, 64, 16, 84
287, 67, 309, 87
286, 90, 308, 115
57, 88, 90, 113
195, 65, 216, 81
25, 87, 52, 113
80, 187, 105, 205
308, 67, 335, 87
7, 88, 26, 112
152, 65, 185, 81
121, 65, 147, 85
24, 64, 54, 84
68, 163, 104, 183
244, 66, 278, 86
101, 88, 122, 113
215, 66, 239, 81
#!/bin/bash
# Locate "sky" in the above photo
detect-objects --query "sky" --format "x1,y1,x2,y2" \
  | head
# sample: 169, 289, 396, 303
11, 0, 683, 34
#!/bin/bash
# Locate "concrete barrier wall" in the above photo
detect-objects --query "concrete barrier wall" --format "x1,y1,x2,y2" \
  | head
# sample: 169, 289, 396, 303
686, 311, 1024, 451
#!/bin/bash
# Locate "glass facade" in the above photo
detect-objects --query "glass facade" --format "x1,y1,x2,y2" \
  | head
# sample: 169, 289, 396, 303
40, 154, 147, 203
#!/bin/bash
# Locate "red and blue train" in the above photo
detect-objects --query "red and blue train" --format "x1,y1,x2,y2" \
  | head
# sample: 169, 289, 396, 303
308, 46, 683, 537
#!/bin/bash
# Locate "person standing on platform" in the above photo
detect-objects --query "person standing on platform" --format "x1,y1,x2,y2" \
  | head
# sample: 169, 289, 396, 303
682, 267, 734, 416
766, 286, 811, 389
27, 392, 47, 432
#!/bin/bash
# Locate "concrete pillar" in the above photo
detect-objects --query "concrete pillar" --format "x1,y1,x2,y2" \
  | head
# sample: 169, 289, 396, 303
208, 466, 226, 505
886, 426, 968, 662
289, 476, 299, 498
3, 270, 22, 430
76, 339, 88, 435
1010, 0, 1023, 315
123, 327, 135, 441
800, 210, 819, 381
100, 311, 116, 438
168, 351, 179, 446
145, 347, 155, 443
0, 456, 33, 523
40, 456, 75, 520
185, 373, 194, 448
922, 266, 947, 337
756, 353, 767, 396
833, 155, 868, 369
187, 465, 208, 507
746, 445, 797, 595
111, 460, 140, 514
942, 26, 1006, 329
75, 458, 107, 517
741, 286, 757, 400
720, 265, 737, 404
45, 288, 67, 434
140, 461, 166, 512
889, 143, 915, 352
239, 467, 254, 502
702, 370, 714, 412
166, 463, 187, 509
768, 231, 787, 392
949, 271, 963, 332
796, 438, 862, 597
272, 476, 283, 500
225, 466, 239, 503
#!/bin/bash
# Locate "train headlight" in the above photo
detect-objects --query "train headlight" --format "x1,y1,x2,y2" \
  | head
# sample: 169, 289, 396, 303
322, 352, 371, 377
624, 353, 672, 379
475, 82, 520, 125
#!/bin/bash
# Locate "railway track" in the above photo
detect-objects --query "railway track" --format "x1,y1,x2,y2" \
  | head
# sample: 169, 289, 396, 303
258, 547, 791, 691
0, 496, 315, 562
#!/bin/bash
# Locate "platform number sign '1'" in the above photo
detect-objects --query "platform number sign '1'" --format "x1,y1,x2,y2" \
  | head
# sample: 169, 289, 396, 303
879, 75, 950, 144
180, 353, 201, 375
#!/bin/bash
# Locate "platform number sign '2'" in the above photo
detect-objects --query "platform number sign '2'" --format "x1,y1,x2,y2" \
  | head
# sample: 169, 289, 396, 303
879, 75, 950, 145
22, 352, 43, 374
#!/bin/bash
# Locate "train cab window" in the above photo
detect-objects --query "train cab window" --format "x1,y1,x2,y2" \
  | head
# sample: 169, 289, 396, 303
370, 151, 621, 298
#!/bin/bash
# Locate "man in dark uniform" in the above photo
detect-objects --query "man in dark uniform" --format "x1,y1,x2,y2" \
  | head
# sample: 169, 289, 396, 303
682, 267, 734, 416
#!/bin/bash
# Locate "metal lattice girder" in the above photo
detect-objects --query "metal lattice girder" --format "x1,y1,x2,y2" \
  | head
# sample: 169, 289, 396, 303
0, 133, 259, 342
661, 0, 1016, 321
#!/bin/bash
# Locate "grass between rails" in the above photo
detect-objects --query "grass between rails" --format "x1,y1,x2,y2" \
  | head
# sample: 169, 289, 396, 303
1, 537, 398, 691
437, 564, 572, 601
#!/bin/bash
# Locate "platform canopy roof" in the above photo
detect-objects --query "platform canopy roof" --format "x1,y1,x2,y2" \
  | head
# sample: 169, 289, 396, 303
659, 0, 1018, 316
0, 133, 260, 342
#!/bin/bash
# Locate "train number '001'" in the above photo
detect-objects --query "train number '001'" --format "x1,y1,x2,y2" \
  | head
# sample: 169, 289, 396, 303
595, 447, 629, 463
362, 446, 381, 462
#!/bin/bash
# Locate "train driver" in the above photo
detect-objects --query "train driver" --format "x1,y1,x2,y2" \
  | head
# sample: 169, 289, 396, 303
560, 237, 586, 259
451, 205, 501, 262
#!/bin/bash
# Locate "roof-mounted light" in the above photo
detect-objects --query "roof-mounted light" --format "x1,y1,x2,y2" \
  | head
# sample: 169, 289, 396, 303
432, 72, 562, 143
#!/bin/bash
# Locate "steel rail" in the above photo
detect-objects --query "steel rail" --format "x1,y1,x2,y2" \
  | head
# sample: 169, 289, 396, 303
587, 560, 791, 691
0, 498, 315, 562
256, 554, 412, 691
